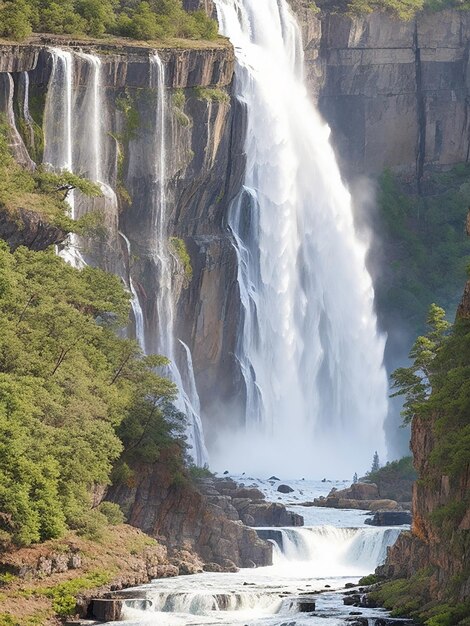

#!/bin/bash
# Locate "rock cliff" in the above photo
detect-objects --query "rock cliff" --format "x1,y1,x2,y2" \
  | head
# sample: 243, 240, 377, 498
107, 457, 273, 570
286, 5, 470, 184
376, 283, 470, 606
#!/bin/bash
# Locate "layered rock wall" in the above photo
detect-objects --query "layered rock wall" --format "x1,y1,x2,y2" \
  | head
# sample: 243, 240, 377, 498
290, 6, 470, 181
108, 458, 273, 570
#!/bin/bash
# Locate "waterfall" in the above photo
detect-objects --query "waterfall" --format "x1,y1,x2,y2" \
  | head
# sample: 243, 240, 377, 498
21, 71, 35, 149
149, 53, 208, 466
257, 526, 401, 577
43, 48, 85, 268
213, 0, 388, 477
119, 230, 146, 350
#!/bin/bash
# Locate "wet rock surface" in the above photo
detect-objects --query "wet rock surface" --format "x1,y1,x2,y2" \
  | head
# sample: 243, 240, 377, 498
365, 511, 412, 526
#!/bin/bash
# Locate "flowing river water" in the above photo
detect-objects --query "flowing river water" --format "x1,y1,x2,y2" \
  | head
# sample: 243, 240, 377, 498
104, 479, 407, 626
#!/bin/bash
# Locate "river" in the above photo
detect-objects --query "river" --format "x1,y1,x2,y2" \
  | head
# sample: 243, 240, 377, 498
104, 478, 407, 626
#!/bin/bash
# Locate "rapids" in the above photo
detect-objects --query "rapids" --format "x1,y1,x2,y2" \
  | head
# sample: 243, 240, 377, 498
102, 479, 407, 626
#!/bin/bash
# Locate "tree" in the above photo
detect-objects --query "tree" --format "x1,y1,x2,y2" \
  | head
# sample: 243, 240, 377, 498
391, 304, 451, 424
353, 472, 358, 484
371, 451, 380, 473
0, 0, 33, 41
0, 242, 184, 546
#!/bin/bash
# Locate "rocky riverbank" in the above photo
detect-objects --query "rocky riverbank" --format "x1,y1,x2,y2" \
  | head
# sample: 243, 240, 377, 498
310, 482, 412, 514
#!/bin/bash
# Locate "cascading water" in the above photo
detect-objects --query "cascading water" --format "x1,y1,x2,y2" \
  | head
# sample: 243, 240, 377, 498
43, 48, 86, 268
116, 516, 402, 624
258, 526, 401, 577
213, 0, 388, 477
119, 230, 146, 350
149, 53, 208, 466
19, 71, 36, 153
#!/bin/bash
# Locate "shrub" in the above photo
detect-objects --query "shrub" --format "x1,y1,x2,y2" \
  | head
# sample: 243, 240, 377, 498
98, 502, 125, 525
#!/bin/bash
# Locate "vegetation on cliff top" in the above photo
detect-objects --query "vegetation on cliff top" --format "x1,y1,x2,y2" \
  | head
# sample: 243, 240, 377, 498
0, 0, 218, 43
315, 0, 470, 20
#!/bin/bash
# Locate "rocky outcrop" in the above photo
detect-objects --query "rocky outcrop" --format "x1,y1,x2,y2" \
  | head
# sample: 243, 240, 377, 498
107, 461, 272, 570
0, 206, 67, 251
365, 511, 412, 526
312, 482, 403, 511
196, 477, 304, 527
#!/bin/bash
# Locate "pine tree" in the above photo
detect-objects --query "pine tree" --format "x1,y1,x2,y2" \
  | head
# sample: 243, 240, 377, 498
371, 451, 380, 473
353, 472, 358, 484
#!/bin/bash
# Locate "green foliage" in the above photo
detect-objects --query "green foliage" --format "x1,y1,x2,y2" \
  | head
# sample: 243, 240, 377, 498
372, 573, 470, 625
0, 0, 34, 41
194, 86, 230, 103
376, 168, 470, 338
36, 570, 112, 617
0, 0, 219, 42
391, 304, 451, 424
169, 236, 193, 285
358, 573, 380, 585
366, 455, 417, 483
172, 89, 191, 127
369, 568, 435, 619
0, 242, 184, 546
98, 501, 125, 525
0, 120, 100, 232
188, 463, 214, 480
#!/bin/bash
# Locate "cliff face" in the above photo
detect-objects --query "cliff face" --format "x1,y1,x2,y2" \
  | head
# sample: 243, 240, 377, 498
289, 5, 470, 183
2, 10, 469, 448
107, 454, 272, 570
377, 283, 470, 604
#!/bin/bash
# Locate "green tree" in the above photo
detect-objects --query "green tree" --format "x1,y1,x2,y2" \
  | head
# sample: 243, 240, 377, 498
77, 0, 116, 36
0, 242, 184, 546
0, 0, 34, 41
371, 451, 380, 473
391, 304, 451, 424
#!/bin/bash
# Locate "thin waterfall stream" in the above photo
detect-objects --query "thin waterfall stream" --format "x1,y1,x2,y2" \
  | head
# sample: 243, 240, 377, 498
148, 52, 208, 466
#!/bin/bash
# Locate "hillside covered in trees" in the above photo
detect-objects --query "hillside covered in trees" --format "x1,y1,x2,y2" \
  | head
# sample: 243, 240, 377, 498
0, 0, 218, 42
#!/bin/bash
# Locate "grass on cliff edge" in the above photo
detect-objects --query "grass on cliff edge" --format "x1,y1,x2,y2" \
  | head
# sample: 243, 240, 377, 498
0, 525, 159, 625
369, 570, 470, 625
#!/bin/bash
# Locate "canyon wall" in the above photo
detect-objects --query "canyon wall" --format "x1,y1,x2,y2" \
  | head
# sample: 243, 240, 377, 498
1, 6, 470, 455
289, 4, 470, 184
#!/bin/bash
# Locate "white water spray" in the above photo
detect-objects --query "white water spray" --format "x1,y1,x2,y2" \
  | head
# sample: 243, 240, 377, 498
263, 526, 401, 577
149, 53, 208, 466
213, 0, 388, 477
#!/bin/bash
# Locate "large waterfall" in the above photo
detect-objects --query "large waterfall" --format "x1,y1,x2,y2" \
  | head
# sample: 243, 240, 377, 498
213, 0, 388, 477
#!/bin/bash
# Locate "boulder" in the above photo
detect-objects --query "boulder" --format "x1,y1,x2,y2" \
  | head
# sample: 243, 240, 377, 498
277, 484, 295, 494
365, 511, 412, 526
